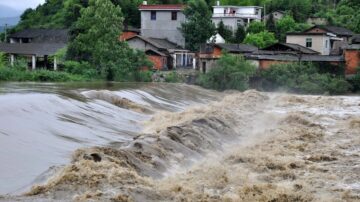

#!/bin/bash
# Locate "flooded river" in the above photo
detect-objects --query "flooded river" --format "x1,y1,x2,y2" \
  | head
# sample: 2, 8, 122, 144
0, 82, 359, 201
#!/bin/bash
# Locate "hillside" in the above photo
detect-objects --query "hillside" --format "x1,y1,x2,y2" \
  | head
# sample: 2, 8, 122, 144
11, 0, 360, 34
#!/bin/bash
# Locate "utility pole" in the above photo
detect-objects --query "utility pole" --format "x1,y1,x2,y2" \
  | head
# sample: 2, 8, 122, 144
4, 23, 8, 43
263, 4, 266, 24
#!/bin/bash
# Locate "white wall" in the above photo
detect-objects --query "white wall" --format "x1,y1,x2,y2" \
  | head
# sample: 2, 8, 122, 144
286, 35, 331, 55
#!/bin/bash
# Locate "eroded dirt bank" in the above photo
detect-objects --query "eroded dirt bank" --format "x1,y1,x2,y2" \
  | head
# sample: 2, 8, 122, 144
2, 90, 359, 202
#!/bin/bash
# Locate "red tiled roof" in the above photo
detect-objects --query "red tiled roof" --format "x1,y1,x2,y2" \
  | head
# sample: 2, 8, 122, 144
139, 4, 185, 10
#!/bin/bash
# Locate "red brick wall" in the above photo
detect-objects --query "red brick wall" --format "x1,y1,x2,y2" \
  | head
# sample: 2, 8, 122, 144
213, 47, 222, 57
148, 55, 165, 70
259, 60, 290, 69
344, 49, 360, 75
119, 31, 138, 41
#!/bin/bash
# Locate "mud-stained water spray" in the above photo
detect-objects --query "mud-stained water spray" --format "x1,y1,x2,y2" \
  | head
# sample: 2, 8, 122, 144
0, 83, 359, 202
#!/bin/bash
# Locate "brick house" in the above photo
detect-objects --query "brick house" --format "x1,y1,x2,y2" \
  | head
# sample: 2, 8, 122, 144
126, 35, 194, 70
199, 43, 258, 73
344, 35, 360, 75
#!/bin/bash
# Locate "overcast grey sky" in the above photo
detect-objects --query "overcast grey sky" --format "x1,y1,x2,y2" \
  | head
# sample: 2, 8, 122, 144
0, 0, 45, 11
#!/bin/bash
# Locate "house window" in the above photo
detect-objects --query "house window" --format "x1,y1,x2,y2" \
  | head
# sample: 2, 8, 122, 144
237, 19, 242, 27
151, 11, 156, 20
325, 40, 328, 48
306, 38, 312, 48
171, 11, 177, 20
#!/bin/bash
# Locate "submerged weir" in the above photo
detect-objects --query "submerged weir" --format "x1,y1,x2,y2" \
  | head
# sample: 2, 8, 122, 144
0, 83, 359, 201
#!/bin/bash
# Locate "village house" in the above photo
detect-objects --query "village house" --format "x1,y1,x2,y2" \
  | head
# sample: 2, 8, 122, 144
198, 43, 258, 73
0, 29, 68, 70
264, 11, 285, 22
286, 25, 354, 55
126, 35, 194, 70
306, 17, 328, 26
212, 1, 263, 31
139, 1, 185, 47
124, 1, 195, 70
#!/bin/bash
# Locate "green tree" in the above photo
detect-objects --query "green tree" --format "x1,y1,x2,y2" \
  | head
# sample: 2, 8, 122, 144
260, 62, 351, 94
217, 21, 233, 43
0, 52, 6, 68
181, 0, 216, 51
247, 21, 266, 34
266, 13, 276, 33
67, 0, 150, 81
275, 15, 297, 42
197, 53, 256, 91
243, 31, 277, 48
233, 25, 246, 43
266, 0, 312, 22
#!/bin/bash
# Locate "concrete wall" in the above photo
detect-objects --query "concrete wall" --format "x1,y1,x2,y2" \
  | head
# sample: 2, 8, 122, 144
286, 35, 331, 55
141, 11, 185, 47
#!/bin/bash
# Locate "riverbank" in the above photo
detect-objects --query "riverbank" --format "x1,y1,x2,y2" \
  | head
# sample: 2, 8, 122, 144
2, 88, 359, 201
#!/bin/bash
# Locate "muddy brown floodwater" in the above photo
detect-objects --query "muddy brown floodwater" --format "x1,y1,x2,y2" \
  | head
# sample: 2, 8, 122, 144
0, 83, 359, 202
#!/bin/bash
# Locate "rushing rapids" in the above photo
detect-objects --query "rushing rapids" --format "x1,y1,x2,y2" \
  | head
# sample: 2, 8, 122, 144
0, 82, 359, 201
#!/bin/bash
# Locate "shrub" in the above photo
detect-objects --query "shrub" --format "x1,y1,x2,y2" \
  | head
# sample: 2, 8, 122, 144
197, 53, 256, 91
260, 63, 351, 95
63, 60, 98, 79
135, 70, 153, 82
0, 66, 89, 82
348, 67, 360, 92
0, 52, 6, 68
165, 71, 182, 83
243, 31, 277, 48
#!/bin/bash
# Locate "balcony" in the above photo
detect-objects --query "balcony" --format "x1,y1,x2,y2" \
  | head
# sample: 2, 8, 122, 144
212, 13, 260, 19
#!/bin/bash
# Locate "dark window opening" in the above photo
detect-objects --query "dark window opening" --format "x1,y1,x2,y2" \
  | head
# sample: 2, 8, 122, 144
306, 38, 312, 48
171, 12, 177, 20
151, 11, 156, 20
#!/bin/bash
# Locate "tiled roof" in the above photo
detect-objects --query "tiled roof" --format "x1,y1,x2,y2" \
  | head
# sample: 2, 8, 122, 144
126, 35, 185, 51
139, 4, 185, 10
216, 43, 258, 53
262, 43, 319, 55
245, 54, 344, 62
352, 34, 360, 44
9, 29, 69, 43
318, 26, 354, 37
0, 43, 66, 56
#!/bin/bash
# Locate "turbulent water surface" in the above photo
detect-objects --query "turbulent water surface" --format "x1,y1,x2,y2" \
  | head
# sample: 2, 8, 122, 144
0, 82, 359, 202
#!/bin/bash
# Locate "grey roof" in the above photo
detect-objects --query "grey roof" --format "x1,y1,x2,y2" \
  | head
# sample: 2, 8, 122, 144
9, 29, 69, 43
352, 34, 360, 44
245, 54, 344, 62
127, 35, 185, 51
262, 43, 319, 54
145, 49, 167, 56
215, 43, 258, 53
319, 26, 354, 36
304, 25, 354, 37
0, 43, 66, 56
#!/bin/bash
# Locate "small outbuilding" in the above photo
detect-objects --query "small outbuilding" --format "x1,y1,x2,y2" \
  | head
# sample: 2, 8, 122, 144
0, 28, 68, 70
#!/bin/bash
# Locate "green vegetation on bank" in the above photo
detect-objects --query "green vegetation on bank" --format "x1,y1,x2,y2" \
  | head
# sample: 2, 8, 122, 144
196, 53, 359, 95
197, 53, 256, 91
259, 63, 352, 95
